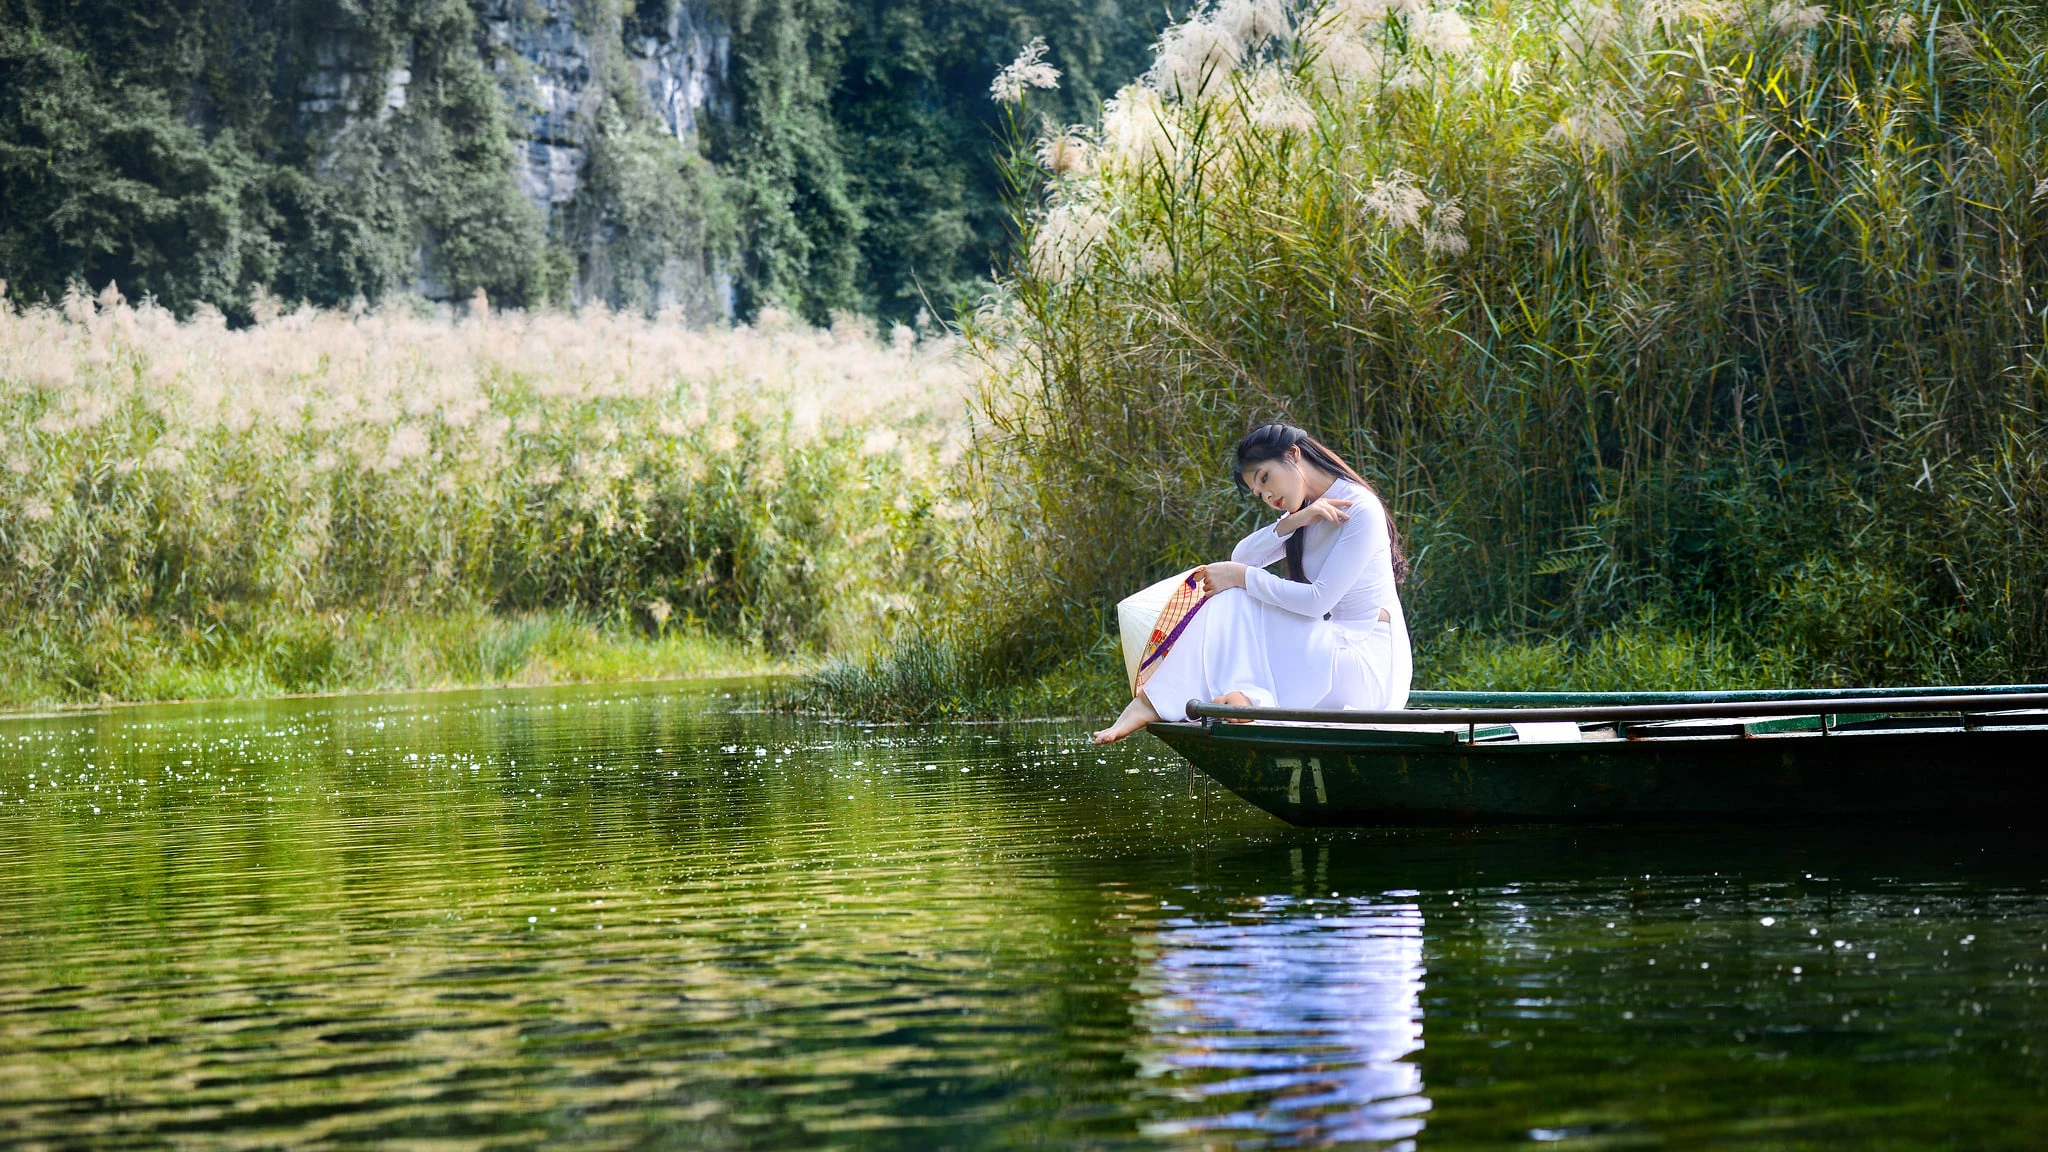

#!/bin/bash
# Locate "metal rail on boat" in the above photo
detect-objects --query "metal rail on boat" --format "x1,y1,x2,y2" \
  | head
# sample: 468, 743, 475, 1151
1184, 689, 2048, 727
1406, 683, 2048, 708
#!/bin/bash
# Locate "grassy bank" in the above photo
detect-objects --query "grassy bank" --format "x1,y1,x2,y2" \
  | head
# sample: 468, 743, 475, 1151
791, 618, 1800, 721
0, 608, 785, 713
0, 289, 967, 711
800, 0, 2048, 719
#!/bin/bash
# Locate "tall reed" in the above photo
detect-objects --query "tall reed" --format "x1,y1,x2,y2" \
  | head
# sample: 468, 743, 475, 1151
937, 0, 2047, 698
0, 287, 970, 704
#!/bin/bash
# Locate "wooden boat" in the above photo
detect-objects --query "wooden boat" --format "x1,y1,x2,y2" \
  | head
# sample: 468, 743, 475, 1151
1147, 685, 2048, 825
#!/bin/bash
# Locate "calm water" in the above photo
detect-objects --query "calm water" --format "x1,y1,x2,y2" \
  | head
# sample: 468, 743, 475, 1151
1, 681, 2042, 1150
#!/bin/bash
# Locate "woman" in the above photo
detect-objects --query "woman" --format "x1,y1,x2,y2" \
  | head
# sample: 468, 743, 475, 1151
1092, 424, 1412, 744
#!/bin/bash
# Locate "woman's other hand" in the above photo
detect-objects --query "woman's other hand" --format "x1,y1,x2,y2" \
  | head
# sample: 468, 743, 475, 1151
1277, 498, 1352, 537
1199, 562, 1248, 594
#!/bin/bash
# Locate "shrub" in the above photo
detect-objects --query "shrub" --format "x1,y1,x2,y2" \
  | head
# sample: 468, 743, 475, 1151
939, 0, 2048, 699
0, 287, 970, 703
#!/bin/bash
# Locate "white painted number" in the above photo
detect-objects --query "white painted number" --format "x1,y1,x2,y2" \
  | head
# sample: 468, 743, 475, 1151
1277, 757, 1327, 804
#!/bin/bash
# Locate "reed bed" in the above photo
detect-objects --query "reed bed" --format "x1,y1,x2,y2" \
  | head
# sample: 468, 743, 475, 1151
852, 0, 2046, 715
0, 287, 969, 707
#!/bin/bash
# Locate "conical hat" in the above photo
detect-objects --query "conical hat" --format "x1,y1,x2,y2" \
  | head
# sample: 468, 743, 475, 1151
1117, 568, 1199, 692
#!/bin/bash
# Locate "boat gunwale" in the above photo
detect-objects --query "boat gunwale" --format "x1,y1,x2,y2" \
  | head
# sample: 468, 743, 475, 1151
1406, 683, 2048, 707
1150, 720, 2048, 755
1182, 690, 2048, 727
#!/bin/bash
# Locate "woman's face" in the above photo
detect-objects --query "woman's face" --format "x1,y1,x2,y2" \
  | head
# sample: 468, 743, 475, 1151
1240, 448, 1307, 513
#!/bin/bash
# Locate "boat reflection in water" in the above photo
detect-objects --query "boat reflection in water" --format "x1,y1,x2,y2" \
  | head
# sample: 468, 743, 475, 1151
1133, 891, 1430, 1147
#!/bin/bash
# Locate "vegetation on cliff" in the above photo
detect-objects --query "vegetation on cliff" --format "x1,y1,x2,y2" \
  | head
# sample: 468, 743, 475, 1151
716, 0, 1178, 323
0, 0, 1179, 324
0, 0, 552, 315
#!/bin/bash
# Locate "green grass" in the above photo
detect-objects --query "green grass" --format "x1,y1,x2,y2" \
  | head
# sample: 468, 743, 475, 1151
788, 619, 1807, 721
1415, 617, 1803, 694
786, 633, 1127, 721
0, 607, 787, 713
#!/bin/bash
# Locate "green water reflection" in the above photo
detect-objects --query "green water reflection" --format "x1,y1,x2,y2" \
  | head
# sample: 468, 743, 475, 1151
0, 681, 2042, 1148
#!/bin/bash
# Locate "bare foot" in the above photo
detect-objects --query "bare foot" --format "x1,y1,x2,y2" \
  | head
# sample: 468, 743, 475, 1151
1093, 692, 1161, 744
1213, 691, 1256, 723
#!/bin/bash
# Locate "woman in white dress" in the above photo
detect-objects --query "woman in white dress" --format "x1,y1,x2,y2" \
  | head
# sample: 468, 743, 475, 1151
1093, 424, 1412, 744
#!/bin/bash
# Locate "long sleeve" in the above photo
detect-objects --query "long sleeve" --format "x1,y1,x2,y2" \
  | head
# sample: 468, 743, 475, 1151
1240, 492, 1382, 619
1230, 521, 1287, 567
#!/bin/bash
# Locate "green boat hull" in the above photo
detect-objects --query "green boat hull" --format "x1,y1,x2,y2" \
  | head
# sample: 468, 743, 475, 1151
1148, 719, 2048, 825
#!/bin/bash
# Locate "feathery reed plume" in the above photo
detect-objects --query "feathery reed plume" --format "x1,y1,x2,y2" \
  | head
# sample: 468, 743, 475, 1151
1767, 0, 1827, 33
1036, 126, 1097, 176
0, 297, 973, 704
1408, 4, 1475, 54
1877, 9, 1917, 44
991, 37, 1061, 104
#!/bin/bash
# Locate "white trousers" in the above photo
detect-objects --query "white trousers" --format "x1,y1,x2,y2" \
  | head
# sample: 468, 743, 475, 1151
1141, 588, 1411, 722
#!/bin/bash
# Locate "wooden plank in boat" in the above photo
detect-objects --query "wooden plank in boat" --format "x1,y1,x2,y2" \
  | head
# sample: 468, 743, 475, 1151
1620, 712, 1893, 738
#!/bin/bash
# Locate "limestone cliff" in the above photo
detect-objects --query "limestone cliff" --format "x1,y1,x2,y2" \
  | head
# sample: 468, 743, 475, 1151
284, 0, 732, 316
0, 0, 1165, 323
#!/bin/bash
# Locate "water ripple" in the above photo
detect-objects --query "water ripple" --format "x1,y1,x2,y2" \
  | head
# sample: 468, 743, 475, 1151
1, 683, 2044, 1148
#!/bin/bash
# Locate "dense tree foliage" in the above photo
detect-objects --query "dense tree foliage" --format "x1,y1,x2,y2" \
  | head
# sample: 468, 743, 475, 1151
0, 0, 549, 317
805, 0, 1169, 321
0, 0, 1176, 322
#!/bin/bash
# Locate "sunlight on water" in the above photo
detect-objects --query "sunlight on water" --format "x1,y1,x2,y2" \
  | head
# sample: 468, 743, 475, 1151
0, 681, 2042, 1149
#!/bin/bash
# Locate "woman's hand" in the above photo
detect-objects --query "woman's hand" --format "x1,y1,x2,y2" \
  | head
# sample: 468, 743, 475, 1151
1199, 561, 1248, 595
1276, 498, 1352, 537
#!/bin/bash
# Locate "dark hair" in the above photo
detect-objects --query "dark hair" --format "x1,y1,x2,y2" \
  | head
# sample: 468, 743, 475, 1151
1232, 423, 1409, 583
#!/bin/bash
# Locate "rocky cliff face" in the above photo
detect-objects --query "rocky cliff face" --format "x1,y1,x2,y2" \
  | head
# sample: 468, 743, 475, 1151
481, 1, 728, 214
2, 0, 1159, 325
279, 0, 730, 314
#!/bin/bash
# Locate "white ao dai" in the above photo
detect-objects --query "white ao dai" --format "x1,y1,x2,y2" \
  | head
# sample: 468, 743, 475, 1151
1141, 477, 1411, 721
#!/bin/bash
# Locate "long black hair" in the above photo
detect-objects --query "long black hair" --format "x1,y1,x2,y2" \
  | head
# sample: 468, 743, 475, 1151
1232, 423, 1409, 584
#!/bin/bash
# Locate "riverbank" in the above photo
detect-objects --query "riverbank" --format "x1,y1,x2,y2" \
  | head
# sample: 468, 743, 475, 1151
789, 618, 1805, 722
1, 609, 1798, 719
0, 608, 789, 714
